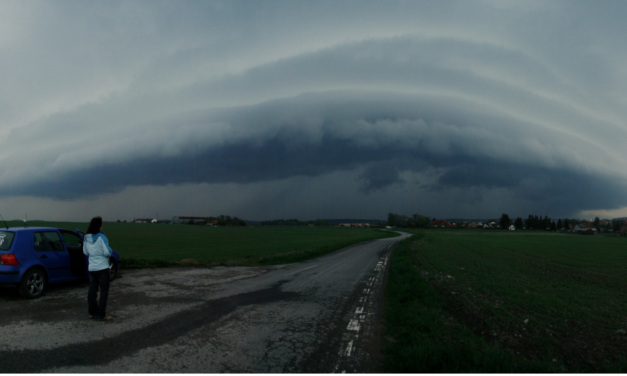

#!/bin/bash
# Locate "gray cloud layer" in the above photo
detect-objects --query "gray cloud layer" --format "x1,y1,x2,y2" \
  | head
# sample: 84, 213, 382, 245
0, 1, 626, 220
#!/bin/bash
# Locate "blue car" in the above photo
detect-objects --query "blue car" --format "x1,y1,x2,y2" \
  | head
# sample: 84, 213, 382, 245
0, 226, 120, 299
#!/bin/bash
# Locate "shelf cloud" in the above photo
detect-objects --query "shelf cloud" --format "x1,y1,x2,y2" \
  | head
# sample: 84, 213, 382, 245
0, 1, 626, 220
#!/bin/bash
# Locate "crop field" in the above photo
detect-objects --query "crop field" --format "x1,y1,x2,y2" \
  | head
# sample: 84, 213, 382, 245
383, 229, 627, 372
5, 221, 396, 266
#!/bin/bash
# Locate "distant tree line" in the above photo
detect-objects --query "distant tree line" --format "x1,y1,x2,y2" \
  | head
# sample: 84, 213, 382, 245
260, 219, 329, 226
387, 213, 432, 228
500, 213, 579, 231
184, 215, 247, 227
387, 211, 625, 233
500, 214, 625, 232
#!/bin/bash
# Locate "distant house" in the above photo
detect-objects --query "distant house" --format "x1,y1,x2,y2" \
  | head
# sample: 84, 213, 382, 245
431, 220, 455, 228
134, 218, 155, 224
339, 223, 370, 228
468, 221, 482, 228
509, 225, 516, 231
575, 222, 596, 235
483, 221, 498, 229
173, 216, 207, 224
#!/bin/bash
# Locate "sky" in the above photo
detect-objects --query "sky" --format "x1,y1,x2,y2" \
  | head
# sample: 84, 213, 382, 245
0, 0, 626, 222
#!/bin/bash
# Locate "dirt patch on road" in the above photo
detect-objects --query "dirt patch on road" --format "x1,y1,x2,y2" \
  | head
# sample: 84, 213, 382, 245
0, 265, 281, 351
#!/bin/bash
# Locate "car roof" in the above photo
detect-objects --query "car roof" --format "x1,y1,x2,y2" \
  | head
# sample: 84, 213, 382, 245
0, 227, 72, 232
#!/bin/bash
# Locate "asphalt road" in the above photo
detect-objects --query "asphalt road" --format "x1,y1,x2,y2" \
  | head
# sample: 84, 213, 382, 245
0, 232, 410, 373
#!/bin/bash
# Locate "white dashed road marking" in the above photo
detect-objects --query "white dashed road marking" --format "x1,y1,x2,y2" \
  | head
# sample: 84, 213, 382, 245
344, 340, 354, 357
334, 246, 395, 373
347, 319, 361, 331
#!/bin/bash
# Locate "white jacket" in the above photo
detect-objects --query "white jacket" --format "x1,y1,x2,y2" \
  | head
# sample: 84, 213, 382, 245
83, 233, 113, 272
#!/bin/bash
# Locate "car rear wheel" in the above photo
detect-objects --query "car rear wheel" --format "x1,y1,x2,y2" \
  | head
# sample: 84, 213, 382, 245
19, 268, 47, 299
109, 259, 117, 280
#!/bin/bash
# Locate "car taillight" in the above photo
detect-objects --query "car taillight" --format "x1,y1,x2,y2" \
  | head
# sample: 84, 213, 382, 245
0, 254, 20, 265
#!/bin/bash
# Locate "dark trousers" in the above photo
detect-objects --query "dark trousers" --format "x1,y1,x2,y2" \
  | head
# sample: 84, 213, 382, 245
88, 269, 110, 319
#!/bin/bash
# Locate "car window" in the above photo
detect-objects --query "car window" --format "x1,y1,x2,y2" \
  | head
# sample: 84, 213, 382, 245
0, 231, 15, 251
60, 231, 82, 248
33, 231, 65, 252
33, 232, 46, 251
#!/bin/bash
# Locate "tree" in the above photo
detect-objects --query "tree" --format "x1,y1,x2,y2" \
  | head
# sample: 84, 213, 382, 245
557, 219, 563, 230
594, 217, 600, 232
397, 215, 408, 227
411, 214, 431, 228
387, 213, 397, 227
410, 213, 418, 227
499, 213, 511, 229
406, 217, 415, 227
217, 215, 232, 226
515, 217, 523, 230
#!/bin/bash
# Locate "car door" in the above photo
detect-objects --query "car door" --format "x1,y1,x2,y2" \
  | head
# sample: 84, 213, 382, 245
33, 231, 72, 282
60, 230, 86, 277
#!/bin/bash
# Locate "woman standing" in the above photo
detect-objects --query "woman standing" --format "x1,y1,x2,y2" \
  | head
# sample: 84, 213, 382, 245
83, 216, 113, 321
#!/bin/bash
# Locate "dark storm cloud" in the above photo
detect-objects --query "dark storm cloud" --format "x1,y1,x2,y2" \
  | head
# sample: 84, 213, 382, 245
358, 163, 405, 194
2, 89, 625, 218
1, 1, 626, 220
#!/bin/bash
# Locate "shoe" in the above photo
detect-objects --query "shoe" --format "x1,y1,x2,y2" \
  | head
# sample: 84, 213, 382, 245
101, 316, 113, 321
89, 315, 94, 319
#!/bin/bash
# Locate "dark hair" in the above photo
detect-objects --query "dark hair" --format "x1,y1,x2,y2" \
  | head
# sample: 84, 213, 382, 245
86, 216, 103, 235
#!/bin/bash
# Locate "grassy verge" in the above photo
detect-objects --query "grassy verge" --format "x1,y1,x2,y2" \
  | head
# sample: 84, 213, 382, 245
382, 231, 627, 372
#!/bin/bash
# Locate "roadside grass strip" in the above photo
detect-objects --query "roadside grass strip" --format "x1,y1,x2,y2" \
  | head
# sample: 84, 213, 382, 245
383, 232, 627, 372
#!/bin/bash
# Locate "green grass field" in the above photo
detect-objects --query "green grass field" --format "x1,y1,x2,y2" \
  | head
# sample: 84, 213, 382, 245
5, 221, 397, 266
383, 229, 627, 372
